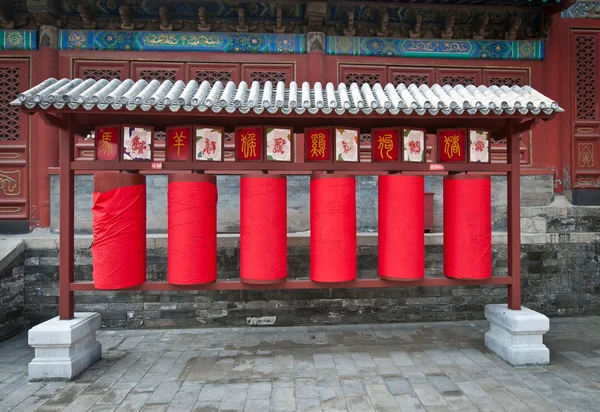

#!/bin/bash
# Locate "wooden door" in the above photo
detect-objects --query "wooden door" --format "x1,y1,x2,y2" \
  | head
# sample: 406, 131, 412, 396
0, 59, 30, 221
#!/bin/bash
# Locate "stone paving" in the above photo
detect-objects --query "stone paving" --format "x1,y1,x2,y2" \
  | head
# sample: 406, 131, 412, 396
0, 317, 599, 412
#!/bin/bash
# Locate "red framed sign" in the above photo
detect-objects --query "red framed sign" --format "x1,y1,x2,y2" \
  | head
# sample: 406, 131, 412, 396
468, 129, 491, 163
437, 128, 466, 163
402, 128, 426, 163
166, 125, 193, 161
334, 127, 360, 163
121, 125, 154, 161
194, 126, 224, 162
235, 126, 263, 161
95, 125, 120, 161
372, 128, 400, 162
305, 127, 333, 162
265, 126, 294, 162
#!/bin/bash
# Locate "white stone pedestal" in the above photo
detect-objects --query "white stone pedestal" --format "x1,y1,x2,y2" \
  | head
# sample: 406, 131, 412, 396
28, 312, 102, 381
485, 304, 550, 366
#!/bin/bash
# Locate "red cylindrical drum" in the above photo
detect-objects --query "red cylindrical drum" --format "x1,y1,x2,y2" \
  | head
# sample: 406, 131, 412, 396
310, 173, 357, 282
168, 174, 217, 284
240, 175, 287, 283
378, 175, 425, 280
92, 172, 146, 289
444, 174, 492, 279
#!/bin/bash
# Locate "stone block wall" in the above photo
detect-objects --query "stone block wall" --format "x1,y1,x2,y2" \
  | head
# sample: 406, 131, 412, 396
0, 251, 24, 341
21, 234, 600, 329
50, 174, 555, 234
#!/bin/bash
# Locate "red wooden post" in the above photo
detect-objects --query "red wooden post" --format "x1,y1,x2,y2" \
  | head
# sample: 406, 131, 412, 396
59, 121, 75, 320
507, 120, 522, 310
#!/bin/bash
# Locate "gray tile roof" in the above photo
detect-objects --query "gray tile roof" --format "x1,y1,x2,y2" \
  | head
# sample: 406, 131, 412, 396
12, 78, 563, 117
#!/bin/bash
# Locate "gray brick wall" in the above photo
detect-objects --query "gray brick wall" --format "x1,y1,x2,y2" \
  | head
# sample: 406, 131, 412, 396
22, 241, 600, 329
50, 174, 555, 234
0, 254, 24, 342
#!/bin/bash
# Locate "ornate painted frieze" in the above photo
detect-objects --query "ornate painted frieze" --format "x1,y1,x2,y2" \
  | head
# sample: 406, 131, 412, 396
561, 2, 600, 18
58, 30, 305, 53
0, 30, 37, 50
326, 36, 544, 60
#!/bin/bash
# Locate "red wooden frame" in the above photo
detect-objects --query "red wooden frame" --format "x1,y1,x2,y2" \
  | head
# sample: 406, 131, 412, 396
20, 102, 546, 320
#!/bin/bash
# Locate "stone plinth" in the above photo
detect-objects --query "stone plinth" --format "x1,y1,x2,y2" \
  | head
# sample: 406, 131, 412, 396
485, 304, 550, 366
28, 312, 102, 381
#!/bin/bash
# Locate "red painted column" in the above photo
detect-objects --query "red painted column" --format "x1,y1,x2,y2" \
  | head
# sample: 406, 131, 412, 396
34, 26, 60, 228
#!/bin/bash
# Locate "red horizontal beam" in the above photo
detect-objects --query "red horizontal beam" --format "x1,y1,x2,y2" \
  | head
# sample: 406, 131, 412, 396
70, 277, 513, 292
70, 161, 512, 174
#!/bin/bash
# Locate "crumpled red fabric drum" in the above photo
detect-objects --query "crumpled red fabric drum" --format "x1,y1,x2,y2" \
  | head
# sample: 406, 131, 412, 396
378, 175, 425, 280
444, 174, 492, 279
240, 175, 287, 283
168, 174, 218, 285
92, 173, 146, 290
310, 173, 357, 283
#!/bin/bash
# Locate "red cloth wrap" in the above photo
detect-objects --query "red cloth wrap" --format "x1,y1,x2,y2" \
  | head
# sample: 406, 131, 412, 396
168, 175, 217, 284
444, 174, 492, 279
92, 174, 146, 289
378, 175, 425, 280
240, 175, 287, 283
310, 174, 357, 282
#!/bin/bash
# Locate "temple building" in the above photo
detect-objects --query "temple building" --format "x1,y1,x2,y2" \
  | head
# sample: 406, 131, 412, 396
1, 0, 600, 361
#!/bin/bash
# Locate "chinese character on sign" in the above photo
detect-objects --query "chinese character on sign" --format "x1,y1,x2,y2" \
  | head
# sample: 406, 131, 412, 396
236, 127, 263, 161
305, 128, 332, 162
335, 128, 359, 162
403, 129, 425, 162
95, 126, 119, 161
437, 129, 466, 162
167, 126, 192, 161
468, 129, 490, 163
123, 126, 153, 161
372, 129, 399, 162
266, 128, 293, 162
195, 127, 223, 161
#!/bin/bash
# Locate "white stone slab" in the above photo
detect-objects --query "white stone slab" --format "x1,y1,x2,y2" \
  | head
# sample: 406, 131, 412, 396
28, 312, 102, 381
484, 304, 549, 366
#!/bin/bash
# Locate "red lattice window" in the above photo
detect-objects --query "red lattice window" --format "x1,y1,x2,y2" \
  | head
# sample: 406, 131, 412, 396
138, 70, 177, 82
82, 68, 122, 80
249, 71, 287, 84
195, 70, 233, 83
345, 72, 381, 86
440, 75, 477, 86
0, 66, 20, 141
487, 77, 523, 87
393, 74, 430, 85
575, 35, 597, 120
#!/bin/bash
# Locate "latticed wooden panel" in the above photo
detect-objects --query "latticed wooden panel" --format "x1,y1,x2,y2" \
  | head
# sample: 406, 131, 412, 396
194, 70, 233, 83
249, 71, 287, 84
138, 69, 177, 82
0, 66, 21, 141
575, 35, 597, 120
440, 75, 477, 87
345, 72, 381, 86
487, 77, 523, 87
393, 74, 430, 86
82, 68, 122, 81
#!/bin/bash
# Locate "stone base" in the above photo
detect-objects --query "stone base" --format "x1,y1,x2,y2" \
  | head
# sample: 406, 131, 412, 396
28, 312, 102, 381
485, 304, 550, 366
